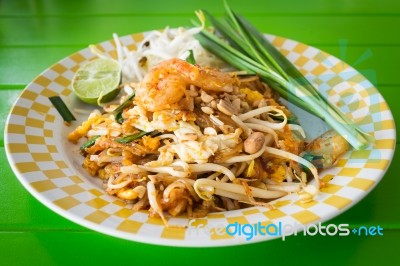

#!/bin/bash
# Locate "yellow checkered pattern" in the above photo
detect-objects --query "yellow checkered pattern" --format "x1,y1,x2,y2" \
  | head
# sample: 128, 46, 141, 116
4, 32, 396, 245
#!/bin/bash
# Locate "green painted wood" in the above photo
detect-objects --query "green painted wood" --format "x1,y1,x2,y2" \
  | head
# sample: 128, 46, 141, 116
0, 0, 399, 264
2, 0, 400, 16
0, 46, 82, 86
0, 148, 86, 231
1, 16, 400, 46
0, 90, 21, 146
0, 230, 398, 266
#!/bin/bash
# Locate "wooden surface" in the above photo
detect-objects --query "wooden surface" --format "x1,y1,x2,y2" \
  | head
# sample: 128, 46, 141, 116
1, 0, 399, 265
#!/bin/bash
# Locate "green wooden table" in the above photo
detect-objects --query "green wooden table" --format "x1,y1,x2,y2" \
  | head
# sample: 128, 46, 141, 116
1, 0, 399, 265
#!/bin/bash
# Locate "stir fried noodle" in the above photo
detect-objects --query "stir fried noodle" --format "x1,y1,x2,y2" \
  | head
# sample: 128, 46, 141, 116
68, 28, 325, 224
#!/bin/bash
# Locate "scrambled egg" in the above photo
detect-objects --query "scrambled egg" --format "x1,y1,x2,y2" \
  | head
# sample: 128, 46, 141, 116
172, 122, 243, 164
125, 106, 178, 132
126, 106, 243, 164
239, 88, 263, 105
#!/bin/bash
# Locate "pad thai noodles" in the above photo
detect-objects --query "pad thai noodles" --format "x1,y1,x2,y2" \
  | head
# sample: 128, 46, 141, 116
68, 27, 348, 225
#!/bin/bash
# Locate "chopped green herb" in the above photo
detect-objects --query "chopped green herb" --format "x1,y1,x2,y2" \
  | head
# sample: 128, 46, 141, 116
49, 96, 76, 124
115, 112, 124, 124
113, 92, 135, 124
80, 135, 100, 150
185, 50, 196, 64
273, 115, 299, 125
114, 131, 150, 143
302, 152, 324, 169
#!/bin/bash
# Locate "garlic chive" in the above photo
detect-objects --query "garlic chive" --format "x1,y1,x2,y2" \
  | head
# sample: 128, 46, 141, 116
193, 1, 373, 150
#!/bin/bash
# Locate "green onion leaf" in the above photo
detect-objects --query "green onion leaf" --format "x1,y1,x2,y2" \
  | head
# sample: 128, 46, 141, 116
302, 153, 325, 169
115, 112, 124, 124
186, 50, 196, 64
193, 2, 373, 150
80, 135, 100, 150
273, 115, 299, 125
113, 92, 135, 124
114, 131, 150, 144
49, 96, 76, 124
302, 153, 323, 162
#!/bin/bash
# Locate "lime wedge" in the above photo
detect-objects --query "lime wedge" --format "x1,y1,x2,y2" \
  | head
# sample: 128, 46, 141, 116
72, 58, 121, 105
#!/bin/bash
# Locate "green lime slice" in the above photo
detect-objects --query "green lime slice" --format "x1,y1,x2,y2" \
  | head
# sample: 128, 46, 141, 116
72, 58, 122, 105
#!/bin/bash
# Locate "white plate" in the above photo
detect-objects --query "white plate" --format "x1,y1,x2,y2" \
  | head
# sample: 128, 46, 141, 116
4, 30, 396, 246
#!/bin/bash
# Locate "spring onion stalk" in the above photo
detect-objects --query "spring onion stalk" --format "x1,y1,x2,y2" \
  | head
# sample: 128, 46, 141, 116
186, 49, 196, 64
113, 92, 135, 124
114, 131, 150, 143
193, 1, 373, 150
48, 96, 76, 124
80, 135, 100, 150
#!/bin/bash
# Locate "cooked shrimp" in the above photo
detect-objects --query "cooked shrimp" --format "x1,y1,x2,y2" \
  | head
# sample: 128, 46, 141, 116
301, 129, 349, 169
134, 58, 238, 112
